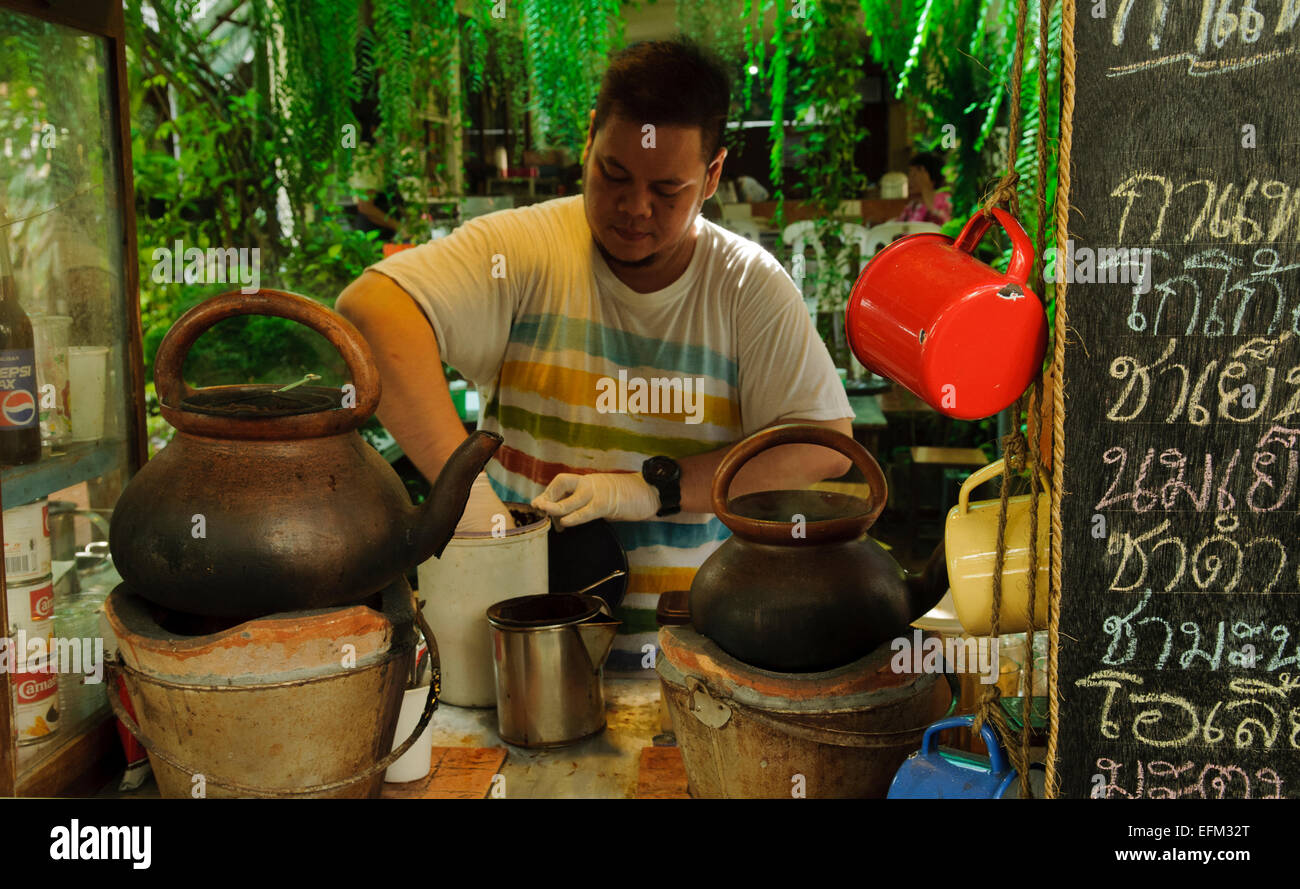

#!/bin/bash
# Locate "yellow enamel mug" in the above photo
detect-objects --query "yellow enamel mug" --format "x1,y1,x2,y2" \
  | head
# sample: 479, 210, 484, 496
944, 459, 1049, 636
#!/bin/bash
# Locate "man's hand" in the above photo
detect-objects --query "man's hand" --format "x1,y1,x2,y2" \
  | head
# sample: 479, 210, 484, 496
532, 472, 661, 527
456, 472, 518, 534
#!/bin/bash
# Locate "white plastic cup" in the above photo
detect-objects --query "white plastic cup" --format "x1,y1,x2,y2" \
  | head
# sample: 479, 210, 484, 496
384, 684, 435, 783
67, 346, 109, 442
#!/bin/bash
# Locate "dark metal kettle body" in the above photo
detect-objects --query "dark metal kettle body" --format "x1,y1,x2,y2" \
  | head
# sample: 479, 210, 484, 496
689, 424, 948, 673
109, 290, 501, 618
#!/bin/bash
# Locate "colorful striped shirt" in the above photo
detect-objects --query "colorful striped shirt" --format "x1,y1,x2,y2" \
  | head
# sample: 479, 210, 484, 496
371, 195, 852, 671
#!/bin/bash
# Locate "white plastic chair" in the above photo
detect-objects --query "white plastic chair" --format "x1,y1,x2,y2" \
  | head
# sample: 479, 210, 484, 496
861, 221, 944, 258
784, 221, 878, 317
723, 218, 764, 242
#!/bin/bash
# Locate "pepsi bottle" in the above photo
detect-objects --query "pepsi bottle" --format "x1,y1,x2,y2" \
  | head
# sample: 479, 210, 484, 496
0, 233, 40, 465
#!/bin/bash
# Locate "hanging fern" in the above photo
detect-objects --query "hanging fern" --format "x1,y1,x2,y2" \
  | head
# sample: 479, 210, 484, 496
767, 0, 788, 220
793, 0, 870, 312
896, 0, 936, 98
370, 0, 417, 181
270, 0, 361, 219
520, 0, 621, 154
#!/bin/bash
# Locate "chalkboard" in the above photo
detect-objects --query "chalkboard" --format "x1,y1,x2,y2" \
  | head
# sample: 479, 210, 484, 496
1057, 1, 1300, 799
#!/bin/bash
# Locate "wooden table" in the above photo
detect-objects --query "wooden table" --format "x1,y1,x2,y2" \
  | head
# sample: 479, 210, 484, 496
748, 198, 910, 225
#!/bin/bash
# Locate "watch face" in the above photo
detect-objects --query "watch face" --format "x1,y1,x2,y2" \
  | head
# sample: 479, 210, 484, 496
646, 456, 680, 483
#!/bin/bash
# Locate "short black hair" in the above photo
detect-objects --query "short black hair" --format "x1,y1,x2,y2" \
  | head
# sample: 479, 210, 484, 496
591, 38, 731, 161
908, 151, 946, 188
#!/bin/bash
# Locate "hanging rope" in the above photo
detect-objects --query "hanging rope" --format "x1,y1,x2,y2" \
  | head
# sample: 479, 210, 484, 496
1012, 0, 1055, 801
969, 388, 1034, 791
1032, 0, 1053, 301
969, 0, 1060, 799
1045, 0, 1077, 801
979, 0, 1029, 219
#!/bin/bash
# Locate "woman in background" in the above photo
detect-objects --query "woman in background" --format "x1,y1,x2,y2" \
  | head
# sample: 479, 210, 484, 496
897, 151, 951, 225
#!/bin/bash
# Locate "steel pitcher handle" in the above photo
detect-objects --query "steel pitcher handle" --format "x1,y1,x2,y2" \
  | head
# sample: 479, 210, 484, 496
711, 423, 887, 544
952, 208, 1034, 285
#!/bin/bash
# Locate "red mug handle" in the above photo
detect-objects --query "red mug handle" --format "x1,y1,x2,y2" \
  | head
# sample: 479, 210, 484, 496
951, 208, 1034, 284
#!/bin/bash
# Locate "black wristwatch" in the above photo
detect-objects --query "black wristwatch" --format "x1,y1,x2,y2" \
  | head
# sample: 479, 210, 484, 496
642, 456, 682, 517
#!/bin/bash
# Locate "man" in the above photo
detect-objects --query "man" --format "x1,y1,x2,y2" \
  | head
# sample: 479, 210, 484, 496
337, 39, 854, 672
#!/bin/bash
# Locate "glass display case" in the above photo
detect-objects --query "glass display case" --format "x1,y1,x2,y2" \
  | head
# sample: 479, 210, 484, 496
0, 0, 145, 796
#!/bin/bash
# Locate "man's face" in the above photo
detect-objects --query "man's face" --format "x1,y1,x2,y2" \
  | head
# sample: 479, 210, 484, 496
583, 112, 725, 272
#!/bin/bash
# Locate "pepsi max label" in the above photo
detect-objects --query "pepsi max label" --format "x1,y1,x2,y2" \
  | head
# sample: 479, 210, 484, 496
0, 349, 38, 429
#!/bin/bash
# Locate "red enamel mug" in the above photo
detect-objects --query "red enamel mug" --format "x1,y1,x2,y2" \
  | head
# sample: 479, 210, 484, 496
845, 209, 1047, 420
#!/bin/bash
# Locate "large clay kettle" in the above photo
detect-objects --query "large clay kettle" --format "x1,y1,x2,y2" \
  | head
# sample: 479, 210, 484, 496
109, 289, 502, 618
690, 425, 948, 673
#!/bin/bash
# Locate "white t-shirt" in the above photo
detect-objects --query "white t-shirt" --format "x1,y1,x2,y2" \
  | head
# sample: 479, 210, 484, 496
370, 194, 851, 670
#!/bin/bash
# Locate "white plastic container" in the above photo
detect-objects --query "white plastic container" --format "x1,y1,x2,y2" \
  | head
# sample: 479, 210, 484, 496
385, 683, 436, 783
418, 507, 549, 707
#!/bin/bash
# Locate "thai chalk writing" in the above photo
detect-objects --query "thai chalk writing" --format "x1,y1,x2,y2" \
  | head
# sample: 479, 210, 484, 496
1076, 668, 1300, 749
1119, 249, 1300, 336
1101, 588, 1300, 670
1093, 756, 1286, 798
1109, 0, 1300, 78
1105, 334, 1300, 422
1113, 174, 1300, 245
1095, 434, 1300, 515
1102, 515, 1290, 593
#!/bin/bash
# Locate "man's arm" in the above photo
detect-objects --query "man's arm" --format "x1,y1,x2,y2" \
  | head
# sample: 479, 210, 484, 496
675, 417, 854, 514
531, 416, 856, 527
335, 270, 467, 484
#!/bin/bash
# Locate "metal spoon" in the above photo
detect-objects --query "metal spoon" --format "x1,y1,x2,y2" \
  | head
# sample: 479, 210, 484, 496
568, 569, 627, 597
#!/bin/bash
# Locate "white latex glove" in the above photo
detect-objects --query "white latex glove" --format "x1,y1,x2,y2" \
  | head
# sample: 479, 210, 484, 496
455, 472, 518, 534
531, 472, 661, 528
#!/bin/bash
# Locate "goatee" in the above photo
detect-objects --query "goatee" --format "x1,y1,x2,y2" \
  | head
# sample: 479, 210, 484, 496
594, 237, 659, 269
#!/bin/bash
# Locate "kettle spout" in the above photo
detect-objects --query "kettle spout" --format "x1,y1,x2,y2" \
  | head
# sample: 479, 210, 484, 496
905, 539, 949, 624
410, 430, 503, 563
576, 616, 621, 672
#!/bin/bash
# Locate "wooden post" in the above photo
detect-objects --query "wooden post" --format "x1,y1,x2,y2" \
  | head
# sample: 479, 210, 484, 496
446, 24, 464, 197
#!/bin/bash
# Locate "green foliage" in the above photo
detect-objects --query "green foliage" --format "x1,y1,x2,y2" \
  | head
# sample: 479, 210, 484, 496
520, 0, 624, 153
124, 1, 449, 451
792, 0, 871, 310
461, 2, 531, 163
860, 0, 1063, 303
709, 0, 868, 303
274, 0, 362, 203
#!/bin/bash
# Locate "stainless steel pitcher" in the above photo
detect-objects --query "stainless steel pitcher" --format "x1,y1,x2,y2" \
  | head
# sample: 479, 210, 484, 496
486, 593, 620, 748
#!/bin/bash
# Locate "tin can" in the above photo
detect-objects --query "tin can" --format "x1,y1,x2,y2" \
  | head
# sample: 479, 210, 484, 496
6, 574, 54, 646
13, 657, 60, 745
3, 499, 51, 583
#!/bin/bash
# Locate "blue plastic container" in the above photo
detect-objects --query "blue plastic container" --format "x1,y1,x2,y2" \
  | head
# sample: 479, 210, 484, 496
887, 714, 1026, 799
